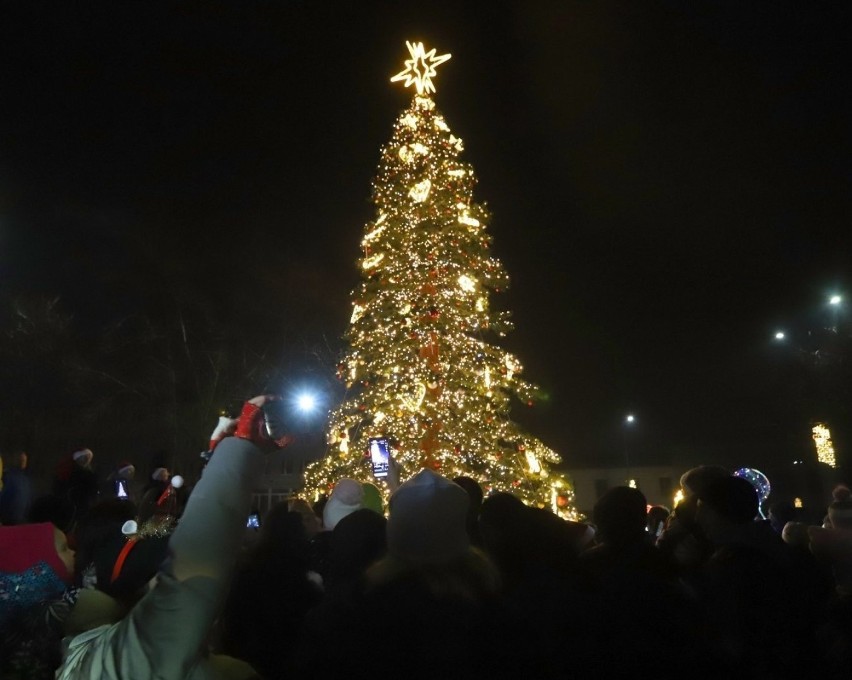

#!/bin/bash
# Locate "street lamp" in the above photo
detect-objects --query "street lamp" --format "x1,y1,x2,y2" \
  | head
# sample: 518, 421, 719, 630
623, 414, 636, 479
775, 331, 786, 340
296, 393, 317, 413
830, 295, 842, 305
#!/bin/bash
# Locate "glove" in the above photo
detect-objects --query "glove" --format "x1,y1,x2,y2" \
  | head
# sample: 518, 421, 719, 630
234, 396, 296, 450
234, 401, 265, 442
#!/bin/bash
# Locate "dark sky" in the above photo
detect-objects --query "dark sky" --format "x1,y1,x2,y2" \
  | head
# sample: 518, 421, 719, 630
0, 1, 849, 473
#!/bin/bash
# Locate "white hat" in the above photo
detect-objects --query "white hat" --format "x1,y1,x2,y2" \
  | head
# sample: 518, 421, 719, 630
323, 479, 364, 530
151, 467, 169, 481
73, 448, 93, 463
117, 462, 135, 477
387, 469, 470, 564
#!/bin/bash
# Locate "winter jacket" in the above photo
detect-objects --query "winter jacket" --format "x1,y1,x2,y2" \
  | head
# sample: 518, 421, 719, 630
56, 437, 263, 679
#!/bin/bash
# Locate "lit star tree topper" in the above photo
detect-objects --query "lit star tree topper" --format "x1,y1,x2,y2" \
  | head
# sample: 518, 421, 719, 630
304, 41, 576, 518
390, 41, 451, 95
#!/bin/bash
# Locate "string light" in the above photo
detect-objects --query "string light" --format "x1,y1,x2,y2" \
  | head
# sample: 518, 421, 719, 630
812, 422, 837, 468
409, 178, 432, 202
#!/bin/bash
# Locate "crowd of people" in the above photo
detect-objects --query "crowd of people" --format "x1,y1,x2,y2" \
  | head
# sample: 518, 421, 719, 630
1, 394, 852, 679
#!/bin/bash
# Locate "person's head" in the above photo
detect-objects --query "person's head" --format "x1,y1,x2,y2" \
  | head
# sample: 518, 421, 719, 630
28, 494, 76, 533
323, 479, 364, 531
74, 498, 139, 577
328, 508, 388, 591
478, 492, 527, 543
593, 486, 648, 545
768, 500, 797, 534
259, 502, 308, 548
679, 465, 730, 497
116, 461, 135, 480
289, 498, 323, 538
696, 476, 759, 543
452, 476, 484, 546
151, 467, 170, 483
647, 505, 670, 537
6, 450, 28, 470
452, 476, 484, 510
386, 469, 470, 565
73, 448, 94, 469
781, 521, 810, 549
93, 533, 170, 605
827, 485, 852, 531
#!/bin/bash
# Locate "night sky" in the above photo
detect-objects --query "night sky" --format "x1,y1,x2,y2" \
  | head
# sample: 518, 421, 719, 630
0, 1, 848, 474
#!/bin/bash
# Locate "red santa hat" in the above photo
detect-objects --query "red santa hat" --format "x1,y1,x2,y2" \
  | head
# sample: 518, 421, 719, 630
151, 467, 169, 481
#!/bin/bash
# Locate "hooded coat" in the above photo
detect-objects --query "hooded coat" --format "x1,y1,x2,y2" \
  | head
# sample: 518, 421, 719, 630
55, 436, 263, 680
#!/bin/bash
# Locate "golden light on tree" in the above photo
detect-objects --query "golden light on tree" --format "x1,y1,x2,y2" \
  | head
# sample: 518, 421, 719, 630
305, 42, 575, 517
812, 422, 837, 468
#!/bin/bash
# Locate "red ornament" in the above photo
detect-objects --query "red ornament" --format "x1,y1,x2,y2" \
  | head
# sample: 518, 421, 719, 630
527, 400, 534, 407
556, 495, 569, 508
429, 307, 440, 319
511, 480, 521, 488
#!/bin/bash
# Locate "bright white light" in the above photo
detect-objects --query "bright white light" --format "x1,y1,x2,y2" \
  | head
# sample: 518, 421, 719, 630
830, 295, 842, 305
297, 394, 317, 413
775, 331, 785, 340
626, 414, 635, 423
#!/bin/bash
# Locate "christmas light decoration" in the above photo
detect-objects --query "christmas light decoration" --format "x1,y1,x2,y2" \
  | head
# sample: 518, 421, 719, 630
390, 41, 451, 95
794, 497, 803, 509
812, 422, 837, 468
304, 41, 574, 516
673, 488, 685, 509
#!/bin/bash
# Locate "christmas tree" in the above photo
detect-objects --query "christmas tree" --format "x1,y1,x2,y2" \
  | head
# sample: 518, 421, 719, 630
305, 42, 575, 516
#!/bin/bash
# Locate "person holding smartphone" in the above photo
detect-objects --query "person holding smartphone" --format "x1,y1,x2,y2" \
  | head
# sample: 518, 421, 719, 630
56, 395, 291, 680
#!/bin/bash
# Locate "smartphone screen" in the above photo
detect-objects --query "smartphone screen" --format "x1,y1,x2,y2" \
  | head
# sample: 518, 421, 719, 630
115, 479, 129, 499
369, 438, 390, 478
246, 512, 260, 529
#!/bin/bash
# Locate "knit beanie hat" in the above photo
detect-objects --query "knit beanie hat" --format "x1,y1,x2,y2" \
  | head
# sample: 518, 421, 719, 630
361, 483, 384, 515
151, 467, 169, 481
828, 485, 852, 530
387, 469, 470, 564
323, 479, 364, 530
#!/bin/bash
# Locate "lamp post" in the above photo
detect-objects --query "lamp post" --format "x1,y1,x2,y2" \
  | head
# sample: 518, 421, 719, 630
624, 414, 636, 481
829, 294, 842, 333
